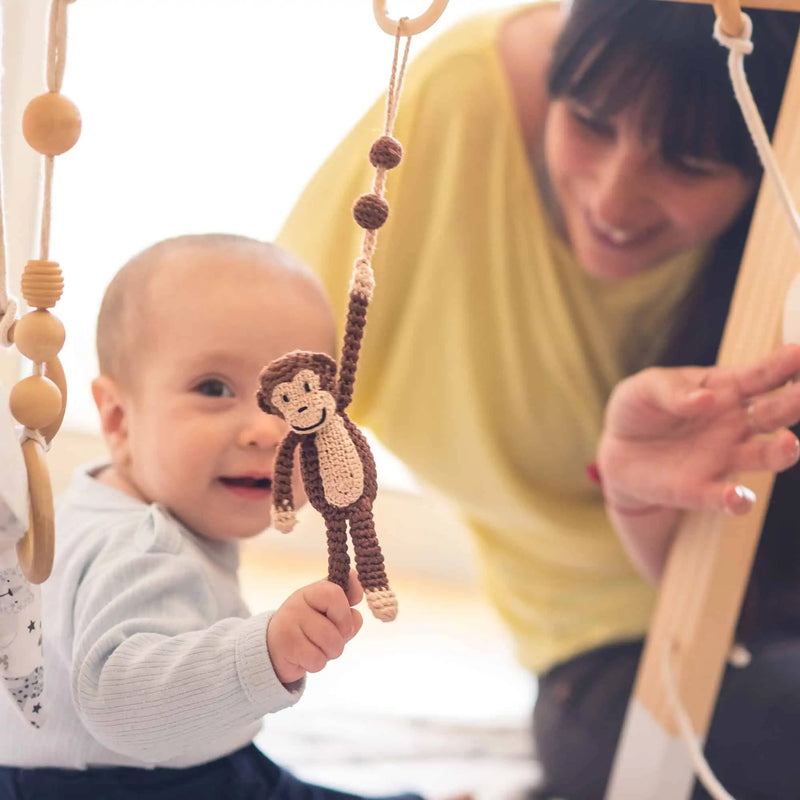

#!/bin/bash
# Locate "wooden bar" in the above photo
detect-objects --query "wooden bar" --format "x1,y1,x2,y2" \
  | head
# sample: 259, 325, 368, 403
662, 0, 800, 11
607, 28, 800, 800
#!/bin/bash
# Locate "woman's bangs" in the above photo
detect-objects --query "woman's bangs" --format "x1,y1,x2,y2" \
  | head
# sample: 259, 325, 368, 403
557, 37, 755, 173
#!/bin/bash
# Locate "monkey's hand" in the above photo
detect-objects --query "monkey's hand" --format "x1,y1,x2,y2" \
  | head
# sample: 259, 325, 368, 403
272, 507, 297, 534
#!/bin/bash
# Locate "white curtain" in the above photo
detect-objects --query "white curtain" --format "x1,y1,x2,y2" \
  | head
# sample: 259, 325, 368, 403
2, 0, 49, 296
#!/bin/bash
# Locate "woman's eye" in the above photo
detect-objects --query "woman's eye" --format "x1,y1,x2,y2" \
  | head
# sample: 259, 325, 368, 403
672, 155, 723, 178
571, 107, 614, 139
303, 382, 311, 392
282, 393, 290, 403
194, 379, 234, 398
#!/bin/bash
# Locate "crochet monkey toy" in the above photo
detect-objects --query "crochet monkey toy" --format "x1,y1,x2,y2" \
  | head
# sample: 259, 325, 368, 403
257, 253, 398, 622
257, 37, 411, 623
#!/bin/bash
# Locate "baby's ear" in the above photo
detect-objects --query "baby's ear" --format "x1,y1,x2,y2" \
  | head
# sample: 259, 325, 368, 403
91, 376, 130, 462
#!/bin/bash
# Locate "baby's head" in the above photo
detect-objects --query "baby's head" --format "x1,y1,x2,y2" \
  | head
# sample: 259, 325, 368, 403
92, 233, 335, 541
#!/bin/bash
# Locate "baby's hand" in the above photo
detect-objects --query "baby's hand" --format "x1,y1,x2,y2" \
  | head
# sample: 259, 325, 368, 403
266, 571, 364, 685
272, 507, 297, 534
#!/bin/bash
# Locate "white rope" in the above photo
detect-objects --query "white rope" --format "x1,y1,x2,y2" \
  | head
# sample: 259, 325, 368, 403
20, 427, 49, 452
0, 26, 16, 347
0, 298, 17, 347
714, 14, 800, 254
661, 642, 737, 800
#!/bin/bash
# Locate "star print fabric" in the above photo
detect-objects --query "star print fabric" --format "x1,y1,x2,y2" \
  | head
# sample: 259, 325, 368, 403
0, 553, 44, 727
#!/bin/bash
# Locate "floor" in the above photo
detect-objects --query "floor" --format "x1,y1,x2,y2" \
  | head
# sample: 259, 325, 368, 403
239, 536, 540, 800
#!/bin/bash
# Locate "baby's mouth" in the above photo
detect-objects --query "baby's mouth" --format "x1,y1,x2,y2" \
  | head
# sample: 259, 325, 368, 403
219, 476, 272, 490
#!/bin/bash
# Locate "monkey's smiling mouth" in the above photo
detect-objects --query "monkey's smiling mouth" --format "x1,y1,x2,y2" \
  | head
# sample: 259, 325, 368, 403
292, 408, 327, 432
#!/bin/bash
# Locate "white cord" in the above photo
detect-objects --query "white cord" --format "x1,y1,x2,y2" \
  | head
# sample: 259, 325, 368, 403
714, 14, 800, 254
0, 63, 17, 347
661, 642, 737, 800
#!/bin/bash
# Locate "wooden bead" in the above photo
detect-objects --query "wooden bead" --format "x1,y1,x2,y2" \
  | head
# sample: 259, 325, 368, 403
22, 92, 82, 156
353, 193, 390, 230
9, 375, 63, 430
21, 260, 64, 309
369, 136, 403, 169
14, 310, 65, 363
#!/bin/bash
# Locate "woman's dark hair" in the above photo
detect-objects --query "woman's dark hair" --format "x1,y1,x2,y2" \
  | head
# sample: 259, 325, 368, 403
549, 0, 797, 369
549, 0, 800, 640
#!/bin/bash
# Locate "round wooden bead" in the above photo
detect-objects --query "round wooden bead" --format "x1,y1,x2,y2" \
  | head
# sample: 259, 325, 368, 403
369, 136, 403, 169
352, 193, 390, 230
9, 375, 63, 430
22, 92, 82, 156
13, 310, 65, 363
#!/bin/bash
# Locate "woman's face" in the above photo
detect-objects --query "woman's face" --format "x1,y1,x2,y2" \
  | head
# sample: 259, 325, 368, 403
543, 96, 757, 281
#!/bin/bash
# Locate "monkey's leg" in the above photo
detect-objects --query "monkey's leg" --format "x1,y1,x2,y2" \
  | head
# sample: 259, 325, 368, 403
326, 509, 350, 593
349, 500, 397, 622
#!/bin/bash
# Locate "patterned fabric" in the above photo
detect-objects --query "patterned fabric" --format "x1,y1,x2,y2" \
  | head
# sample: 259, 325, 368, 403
0, 383, 44, 728
0, 558, 44, 728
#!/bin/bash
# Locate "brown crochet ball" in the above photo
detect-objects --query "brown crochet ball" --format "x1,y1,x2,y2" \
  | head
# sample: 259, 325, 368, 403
352, 193, 390, 230
369, 136, 403, 169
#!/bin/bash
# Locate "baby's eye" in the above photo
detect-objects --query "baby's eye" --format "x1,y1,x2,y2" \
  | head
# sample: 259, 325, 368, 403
193, 379, 234, 398
282, 393, 290, 403
303, 382, 311, 392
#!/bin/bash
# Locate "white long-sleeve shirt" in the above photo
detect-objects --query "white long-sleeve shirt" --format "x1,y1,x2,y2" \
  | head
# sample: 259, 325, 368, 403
0, 465, 302, 769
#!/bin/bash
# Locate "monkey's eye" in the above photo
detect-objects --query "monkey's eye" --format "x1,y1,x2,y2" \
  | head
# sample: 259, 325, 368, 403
282, 393, 290, 403
303, 382, 311, 392
193, 378, 234, 398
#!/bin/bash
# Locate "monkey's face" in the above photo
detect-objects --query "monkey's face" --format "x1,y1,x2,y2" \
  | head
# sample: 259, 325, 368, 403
270, 368, 337, 435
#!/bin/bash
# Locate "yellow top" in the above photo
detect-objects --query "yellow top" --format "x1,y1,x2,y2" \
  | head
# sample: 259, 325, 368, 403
278, 3, 705, 674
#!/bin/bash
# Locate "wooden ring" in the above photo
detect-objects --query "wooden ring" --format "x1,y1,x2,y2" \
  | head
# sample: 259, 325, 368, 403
40, 356, 67, 443
372, 0, 448, 36
16, 438, 55, 584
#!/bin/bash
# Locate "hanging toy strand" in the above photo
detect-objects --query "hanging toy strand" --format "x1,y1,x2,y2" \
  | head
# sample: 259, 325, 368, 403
257, 2, 448, 624
12, 0, 81, 584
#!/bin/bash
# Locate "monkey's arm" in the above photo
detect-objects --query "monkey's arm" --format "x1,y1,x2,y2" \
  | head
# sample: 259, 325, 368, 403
271, 432, 301, 533
336, 258, 375, 412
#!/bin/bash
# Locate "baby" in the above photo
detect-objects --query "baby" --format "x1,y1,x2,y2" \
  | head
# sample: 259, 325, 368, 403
0, 234, 423, 800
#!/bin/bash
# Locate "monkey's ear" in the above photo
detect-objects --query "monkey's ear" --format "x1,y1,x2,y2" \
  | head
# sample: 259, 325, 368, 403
256, 386, 274, 416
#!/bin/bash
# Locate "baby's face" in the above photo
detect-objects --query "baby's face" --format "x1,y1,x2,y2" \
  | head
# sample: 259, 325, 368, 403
114, 247, 335, 542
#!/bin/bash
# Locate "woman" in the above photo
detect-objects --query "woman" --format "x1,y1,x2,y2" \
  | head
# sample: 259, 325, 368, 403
278, 1, 800, 797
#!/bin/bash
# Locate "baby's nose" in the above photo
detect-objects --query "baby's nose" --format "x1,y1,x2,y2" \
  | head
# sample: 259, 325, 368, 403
241, 407, 285, 449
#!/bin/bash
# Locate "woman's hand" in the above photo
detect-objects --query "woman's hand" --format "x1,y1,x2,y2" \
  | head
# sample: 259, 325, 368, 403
598, 343, 800, 516
596, 344, 800, 583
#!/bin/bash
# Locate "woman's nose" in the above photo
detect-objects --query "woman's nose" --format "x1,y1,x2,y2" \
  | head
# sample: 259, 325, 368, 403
592, 146, 652, 228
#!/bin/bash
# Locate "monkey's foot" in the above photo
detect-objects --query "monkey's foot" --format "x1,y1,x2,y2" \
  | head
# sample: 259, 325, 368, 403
366, 588, 398, 622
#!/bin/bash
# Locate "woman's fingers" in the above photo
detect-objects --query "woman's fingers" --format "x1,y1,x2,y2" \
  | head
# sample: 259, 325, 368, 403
721, 483, 757, 515
746, 379, 800, 433
736, 429, 800, 473
734, 342, 800, 397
